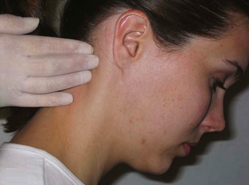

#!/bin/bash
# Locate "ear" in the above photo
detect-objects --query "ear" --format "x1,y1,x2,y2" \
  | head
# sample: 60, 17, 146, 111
113, 10, 151, 69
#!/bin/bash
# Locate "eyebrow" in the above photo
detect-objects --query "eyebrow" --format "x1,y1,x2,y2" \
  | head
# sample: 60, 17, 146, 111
225, 60, 244, 80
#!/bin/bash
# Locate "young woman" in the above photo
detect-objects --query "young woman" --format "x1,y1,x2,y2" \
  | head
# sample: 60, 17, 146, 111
1, 1, 249, 185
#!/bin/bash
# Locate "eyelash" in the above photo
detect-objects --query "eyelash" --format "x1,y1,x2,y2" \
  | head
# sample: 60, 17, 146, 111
213, 79, 227, 93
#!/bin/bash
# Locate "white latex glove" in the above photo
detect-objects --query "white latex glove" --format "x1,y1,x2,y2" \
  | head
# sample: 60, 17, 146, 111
0, 14, 99, 108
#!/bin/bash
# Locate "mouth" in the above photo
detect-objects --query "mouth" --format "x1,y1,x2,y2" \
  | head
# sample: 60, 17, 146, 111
188, 142, 198, 147
183, 142, 199, 155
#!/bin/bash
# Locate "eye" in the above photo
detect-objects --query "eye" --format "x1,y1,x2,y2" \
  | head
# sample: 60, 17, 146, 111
213, 79, 227, 93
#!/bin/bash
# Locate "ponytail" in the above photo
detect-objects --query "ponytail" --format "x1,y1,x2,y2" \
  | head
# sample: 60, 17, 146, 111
61, 0, 249, 47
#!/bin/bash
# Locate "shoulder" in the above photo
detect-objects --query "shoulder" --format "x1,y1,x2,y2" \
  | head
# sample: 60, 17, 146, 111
0, 142, 45, 185
0, 142, 85, 185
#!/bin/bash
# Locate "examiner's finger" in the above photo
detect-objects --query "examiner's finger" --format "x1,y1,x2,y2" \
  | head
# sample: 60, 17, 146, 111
16, 92, 74, 107
25, 54, 99, 77
16, 35, 94, 55
21, 71, 92, 94
0, 14, 39, 34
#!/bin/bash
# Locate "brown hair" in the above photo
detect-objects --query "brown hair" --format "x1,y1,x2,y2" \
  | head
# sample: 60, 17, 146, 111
0, 0, 56, 36
61, 0, 249, 47
2, 0, 249, 134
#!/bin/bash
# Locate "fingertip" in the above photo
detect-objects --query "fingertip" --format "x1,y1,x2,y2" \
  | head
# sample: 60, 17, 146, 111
88, 71, 93, 83
83, 71, 92, 84
93, 55, 100, 68
90, 44, 94, 53
23, 17, 40, 28
78, 43, 94, 54
60, 93, 74, 105
86, 55, 100, 69
0, 15, 40, 34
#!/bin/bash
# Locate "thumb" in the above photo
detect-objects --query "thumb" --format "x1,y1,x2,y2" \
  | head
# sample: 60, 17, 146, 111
0, 14, 40, 35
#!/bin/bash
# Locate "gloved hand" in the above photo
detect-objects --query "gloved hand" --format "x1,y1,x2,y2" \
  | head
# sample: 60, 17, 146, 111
0, 14, 99, 108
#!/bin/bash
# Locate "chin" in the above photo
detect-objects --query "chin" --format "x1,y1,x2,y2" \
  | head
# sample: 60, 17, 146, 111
150, 161, 173, 175
135, 157, 174, 175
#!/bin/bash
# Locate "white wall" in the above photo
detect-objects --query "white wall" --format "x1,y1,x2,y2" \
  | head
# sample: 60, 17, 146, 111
1, 72, 249, 185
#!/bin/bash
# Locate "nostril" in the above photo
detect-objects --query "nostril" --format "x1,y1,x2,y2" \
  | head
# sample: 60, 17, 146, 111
212, 122, 226, 132
201, 125, 215, 133
206, 126, 216, 132
203, 124, 225, 133
200, 109, 226, 133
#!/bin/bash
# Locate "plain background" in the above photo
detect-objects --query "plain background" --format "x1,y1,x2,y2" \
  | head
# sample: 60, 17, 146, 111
0, 71, 249, 185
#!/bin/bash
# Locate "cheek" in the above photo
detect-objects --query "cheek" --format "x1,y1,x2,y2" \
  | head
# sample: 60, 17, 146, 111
148, 83, 212, 136
123, 57, 212, 142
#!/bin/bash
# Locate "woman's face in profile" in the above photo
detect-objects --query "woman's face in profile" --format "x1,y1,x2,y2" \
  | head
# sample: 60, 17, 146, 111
119, 20, 249, 174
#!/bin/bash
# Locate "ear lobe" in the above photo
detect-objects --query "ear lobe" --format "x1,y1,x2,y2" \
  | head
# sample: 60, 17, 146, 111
113, 11, 149, 69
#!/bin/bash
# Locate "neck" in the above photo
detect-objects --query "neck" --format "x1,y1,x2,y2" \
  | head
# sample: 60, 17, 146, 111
10, 83, 122, 185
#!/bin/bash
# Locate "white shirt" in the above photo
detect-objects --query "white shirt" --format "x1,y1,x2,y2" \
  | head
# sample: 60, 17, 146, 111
0, 142, 85, 185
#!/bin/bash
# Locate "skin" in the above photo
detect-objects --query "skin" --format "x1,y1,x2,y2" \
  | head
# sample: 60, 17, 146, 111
10, 10, 249, 185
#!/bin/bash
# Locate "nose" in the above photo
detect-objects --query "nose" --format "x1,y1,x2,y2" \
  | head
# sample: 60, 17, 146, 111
200, 99, 226, 133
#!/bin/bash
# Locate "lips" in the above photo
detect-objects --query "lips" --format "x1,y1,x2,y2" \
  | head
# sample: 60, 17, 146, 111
188, 143, 198, 147
183, 142, 198, 155
183, 143, 191, 155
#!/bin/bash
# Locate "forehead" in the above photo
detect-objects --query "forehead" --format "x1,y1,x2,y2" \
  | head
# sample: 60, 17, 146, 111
185, 20, 249, 71
214, 21, 249, 69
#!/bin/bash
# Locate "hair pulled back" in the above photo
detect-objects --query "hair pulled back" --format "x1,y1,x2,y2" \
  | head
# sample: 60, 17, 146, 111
2, 0, 249, 134
61, 0, 249, 48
